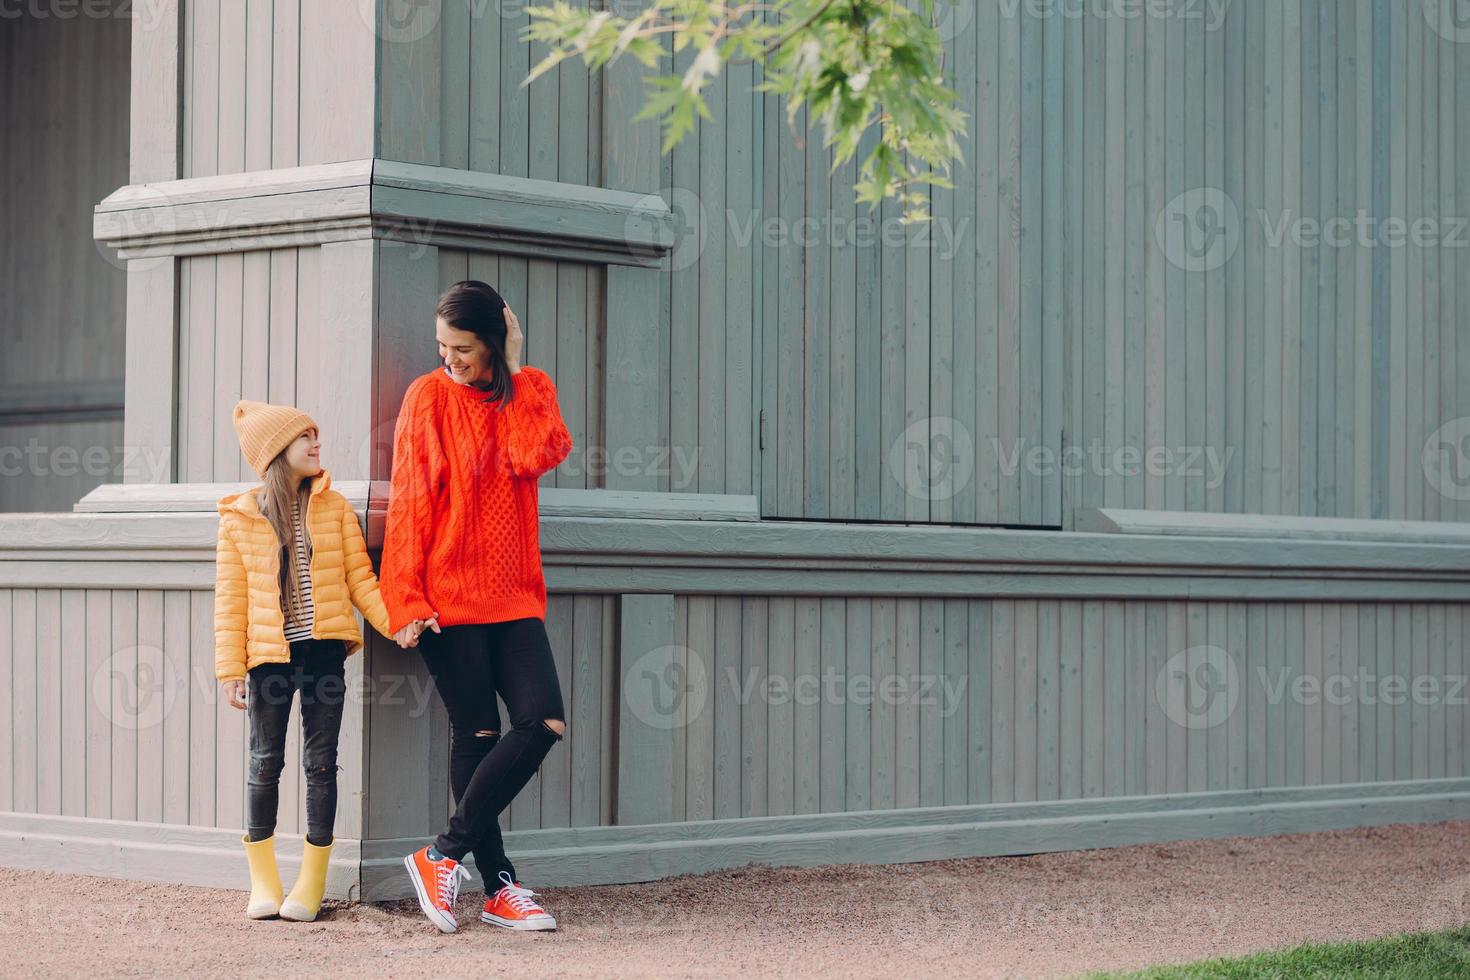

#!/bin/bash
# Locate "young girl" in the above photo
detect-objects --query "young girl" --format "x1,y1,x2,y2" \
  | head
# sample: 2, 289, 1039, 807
215, 400, 394, 921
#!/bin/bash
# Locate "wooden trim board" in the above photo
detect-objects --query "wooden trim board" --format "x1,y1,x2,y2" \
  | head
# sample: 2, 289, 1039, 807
0, 812, 361, 899
4, 779, 1467, 898
93, 160, 676, 267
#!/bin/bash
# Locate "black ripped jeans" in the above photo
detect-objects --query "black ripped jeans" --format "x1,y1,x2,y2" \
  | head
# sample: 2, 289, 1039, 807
418, 617, 565, 886
246, 638, 347, 846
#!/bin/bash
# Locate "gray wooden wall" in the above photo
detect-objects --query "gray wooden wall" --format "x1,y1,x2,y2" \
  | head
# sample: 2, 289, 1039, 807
174, 245, 606, 489
180, 0, 373, 177
10, 1, 1470, 523
0, 587, 617, 835
5, 584, 1466, 831
0, 8, 130, 512
758, 0, 1470, 528
338, 1, 1470, 527
670, 594, 1469, 817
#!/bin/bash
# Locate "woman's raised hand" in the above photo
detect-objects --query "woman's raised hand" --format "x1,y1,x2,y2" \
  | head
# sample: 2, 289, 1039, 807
503, 305, 523, 374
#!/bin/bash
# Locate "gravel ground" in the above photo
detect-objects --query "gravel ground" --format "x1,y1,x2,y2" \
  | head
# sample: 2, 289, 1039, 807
4, 820, 1470, 979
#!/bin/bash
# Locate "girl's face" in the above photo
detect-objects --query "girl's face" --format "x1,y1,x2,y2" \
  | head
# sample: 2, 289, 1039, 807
283, 427, 321, 480
436, 316, 495, 387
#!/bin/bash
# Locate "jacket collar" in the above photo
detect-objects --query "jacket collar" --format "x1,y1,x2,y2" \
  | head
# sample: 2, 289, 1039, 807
218, 469, 332, 517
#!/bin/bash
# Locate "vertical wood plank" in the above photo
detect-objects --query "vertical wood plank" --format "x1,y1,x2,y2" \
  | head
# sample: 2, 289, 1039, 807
1165, 602, 1187, 793
60, 590, 87, 816
270, 0, 299, 169
895, 599, 922, 807
990, 599, 1015, 804
1245, 603, 1266, 788
1322, 602, 1342, 784
1281, 0, 1302, 516
682, 599, 717, 822
135, 590, 164, 823
616, 593, 676, 825
1146, 600, 1167, 794
159, 590, 191, 828
1124, 603, 1146, 796
766, 596, 795, 815
1352, 605, 1375, 781
1413, 603, 1430, 778
820, 598, 847, 813
1429, 603, 1447, 780
1266, 603, 1285, 787
1341, 601, 1360, 781
942, 598, 969, 806
86, 590, 112, 819
1304, 602, 1324, 785
1104, 599, 1126, 797
35, 590, 61, 815
1083, 600, 1105, 797
1060, 599, 1082, 799
1012, 600, 1038, 802
1394, 604, 1412, 779
740, 597, 768, 818
1285, 602, 1305, 786
106, 591, 135, 820
0, 592, 10, 812
571, 595, 605, 827
845, 599, 872, 812
870, 597, 897, 809
1036, 599, 1059, 802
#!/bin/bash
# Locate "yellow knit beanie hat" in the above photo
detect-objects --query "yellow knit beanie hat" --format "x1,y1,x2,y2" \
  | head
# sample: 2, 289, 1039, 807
232, 400, 318, 479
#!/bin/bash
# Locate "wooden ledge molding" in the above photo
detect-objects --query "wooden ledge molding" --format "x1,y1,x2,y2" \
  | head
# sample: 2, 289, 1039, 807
93, 159, 676, 267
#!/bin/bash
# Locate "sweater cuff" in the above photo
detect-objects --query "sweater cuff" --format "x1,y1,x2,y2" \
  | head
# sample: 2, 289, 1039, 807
511, 365, 552, 399
388, 601, 437, 636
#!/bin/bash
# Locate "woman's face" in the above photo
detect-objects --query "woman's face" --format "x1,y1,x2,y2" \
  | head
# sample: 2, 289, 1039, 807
284, 427, 321, 480
437, 316, 495, 387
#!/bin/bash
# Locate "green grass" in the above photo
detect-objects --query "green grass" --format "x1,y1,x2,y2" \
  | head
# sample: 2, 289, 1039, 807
1087, 927, 1470, 979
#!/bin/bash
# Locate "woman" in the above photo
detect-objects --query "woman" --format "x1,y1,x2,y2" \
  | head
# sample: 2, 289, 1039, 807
379, 280, 573, 934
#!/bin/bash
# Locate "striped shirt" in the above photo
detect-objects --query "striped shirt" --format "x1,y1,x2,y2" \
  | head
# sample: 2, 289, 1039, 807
281, 501, 315, 642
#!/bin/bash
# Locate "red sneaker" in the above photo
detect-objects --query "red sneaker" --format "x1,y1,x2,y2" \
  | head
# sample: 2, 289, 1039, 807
481, 871, 557, 931
403, 846, 471, 933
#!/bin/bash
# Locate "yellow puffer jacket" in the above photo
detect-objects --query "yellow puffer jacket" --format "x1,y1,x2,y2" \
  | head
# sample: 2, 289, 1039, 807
214, 470, 392, 681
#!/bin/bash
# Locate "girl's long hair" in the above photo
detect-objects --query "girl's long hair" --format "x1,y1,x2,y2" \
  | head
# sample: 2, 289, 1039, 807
258, 452, 314, 629
437, 279, 515, 408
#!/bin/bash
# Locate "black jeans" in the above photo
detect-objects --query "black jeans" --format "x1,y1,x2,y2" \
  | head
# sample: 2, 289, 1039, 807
246, 638, 348, 846
418, 618, 565, 885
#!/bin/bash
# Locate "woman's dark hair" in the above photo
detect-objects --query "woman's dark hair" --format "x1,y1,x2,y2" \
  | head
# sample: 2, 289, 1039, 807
436, 279, 514, 406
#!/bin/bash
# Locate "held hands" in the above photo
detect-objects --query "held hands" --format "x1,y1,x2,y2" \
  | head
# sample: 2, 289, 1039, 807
220, 615, 439, 710
393, 614, 441, 649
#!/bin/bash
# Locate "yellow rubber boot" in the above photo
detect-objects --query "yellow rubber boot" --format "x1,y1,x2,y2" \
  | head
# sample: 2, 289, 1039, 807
280, 838, 334, 922
242, 834, 283, 919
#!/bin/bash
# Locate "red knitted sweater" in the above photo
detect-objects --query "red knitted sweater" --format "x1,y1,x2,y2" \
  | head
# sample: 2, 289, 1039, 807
379, 365, 573, 635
